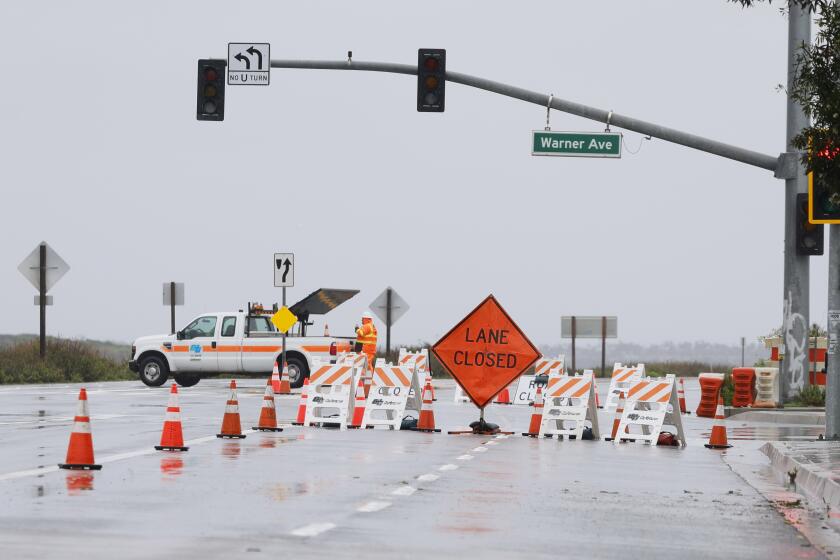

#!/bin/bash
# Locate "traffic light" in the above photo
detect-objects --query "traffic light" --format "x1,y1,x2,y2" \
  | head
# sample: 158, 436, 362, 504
196, 59, 226, 121
797, 192, 824, 255
808, 146, 840, 223
417, 49, 446, 112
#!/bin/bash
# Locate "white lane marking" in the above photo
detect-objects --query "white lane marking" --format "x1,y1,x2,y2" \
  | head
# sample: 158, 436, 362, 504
357, 501, 392, 513
290, 522, 337, 537
391, 486, 417, 496
439, 464, 458, 471
456, 454, 474, 461
417, 473, 440, 482
472, 446, 487, 452
0, 432, 252, 482
485, 441, 499, 446
0, 466, 59, 482
495, 434, 509, 439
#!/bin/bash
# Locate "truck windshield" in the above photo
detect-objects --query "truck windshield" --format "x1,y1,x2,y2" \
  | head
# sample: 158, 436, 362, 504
248, 317, 276, 333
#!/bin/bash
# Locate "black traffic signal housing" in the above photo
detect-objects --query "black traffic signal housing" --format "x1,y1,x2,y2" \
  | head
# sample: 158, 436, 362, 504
797, 192, 824, 256
808, 157, 840, 224
417, 49, 445, 112
196, 59, 226, 121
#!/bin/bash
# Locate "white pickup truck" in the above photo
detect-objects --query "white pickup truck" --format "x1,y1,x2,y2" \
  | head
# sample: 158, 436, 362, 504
129, 289, 358, 388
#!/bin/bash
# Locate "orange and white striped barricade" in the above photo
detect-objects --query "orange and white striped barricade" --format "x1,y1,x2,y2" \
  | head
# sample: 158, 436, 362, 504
604, 363, 645, 410
304, 364, 355, 430
360, 366, 413, 430
580, 369, 602, 408
400, 348, 436, 400
539, 372, 600, 440
613, 374, 686, 446
535, 356, 565, 377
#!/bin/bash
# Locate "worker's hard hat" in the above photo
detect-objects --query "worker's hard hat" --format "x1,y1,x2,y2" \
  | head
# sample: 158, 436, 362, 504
361, 311, 373, 320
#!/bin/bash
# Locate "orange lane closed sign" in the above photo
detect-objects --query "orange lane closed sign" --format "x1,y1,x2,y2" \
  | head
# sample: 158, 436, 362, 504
432, 295, 541, 409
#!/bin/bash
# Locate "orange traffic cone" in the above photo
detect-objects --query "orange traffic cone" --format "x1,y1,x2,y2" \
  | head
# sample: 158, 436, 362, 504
414, 378, 440, 432
705, 396, 732, 449
350, 376, 367, 428
594, 378, 602, 408
605, 391, 626, 442
678, 378, 690, 414
278, 362, 292, 395
292, 378, 309, 426
324, 323, 330, 337
253, 379, 283, 432
494, 384, 512, 405
522, 385, 544, 437
59, 388, 102, 470
270, 362, 281, 394
425, 372, 437, 401
155, 384, 189, 451
217, 380, 247, 439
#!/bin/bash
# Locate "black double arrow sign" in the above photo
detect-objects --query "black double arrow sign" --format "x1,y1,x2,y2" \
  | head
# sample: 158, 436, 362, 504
234, 46, 264, 70
276, 258, 292, 283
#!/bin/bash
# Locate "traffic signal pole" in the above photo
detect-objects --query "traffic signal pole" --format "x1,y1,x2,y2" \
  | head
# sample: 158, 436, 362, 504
782, 3, 811, 401
828, 225, 840, 438
268, 24, 811, 400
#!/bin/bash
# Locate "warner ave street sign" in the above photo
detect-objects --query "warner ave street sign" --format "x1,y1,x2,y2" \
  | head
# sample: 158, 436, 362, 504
532, 131, 622, 158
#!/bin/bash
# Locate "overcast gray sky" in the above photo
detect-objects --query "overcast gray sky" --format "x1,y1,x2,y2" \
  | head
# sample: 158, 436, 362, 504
0, 1, 825, 347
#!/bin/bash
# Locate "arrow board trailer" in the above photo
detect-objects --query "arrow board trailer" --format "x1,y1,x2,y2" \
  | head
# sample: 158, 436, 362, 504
228, 43, 270, 85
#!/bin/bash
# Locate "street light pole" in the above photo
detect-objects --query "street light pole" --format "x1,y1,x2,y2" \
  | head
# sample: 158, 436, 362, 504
827, 226, 840, 438
781, 1, 811, 401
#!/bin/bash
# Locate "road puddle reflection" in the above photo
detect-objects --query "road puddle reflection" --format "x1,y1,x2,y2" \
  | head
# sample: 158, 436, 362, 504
221, 442, 241, 459
65, 472, 94, 494
160, 456, 184, 478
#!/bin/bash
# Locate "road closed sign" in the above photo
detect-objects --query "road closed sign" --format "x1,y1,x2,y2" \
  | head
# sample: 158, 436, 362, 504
432, 295, 540, 408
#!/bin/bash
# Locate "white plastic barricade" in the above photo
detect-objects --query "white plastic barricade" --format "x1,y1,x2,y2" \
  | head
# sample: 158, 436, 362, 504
399, 348, 429, 373
539, 372, 600, 440
361, 366, 412, 430
753, 367, 780, 408
604, 363, 645, 410
338, 352, 368, 380
535, 356, 565, 376
613, 374, 686, 446
454, 381, 470, 403
304, 364, 355, 430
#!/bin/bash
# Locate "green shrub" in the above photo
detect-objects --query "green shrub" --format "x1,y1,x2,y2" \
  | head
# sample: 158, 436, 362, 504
0, 338, 135, 385
796, 385, 826, 407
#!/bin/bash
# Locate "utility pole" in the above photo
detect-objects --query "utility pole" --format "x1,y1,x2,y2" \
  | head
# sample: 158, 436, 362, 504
827, 228, 840, 438
781, 1, 811, 401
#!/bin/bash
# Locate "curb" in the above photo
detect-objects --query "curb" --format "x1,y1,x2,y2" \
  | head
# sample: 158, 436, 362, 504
728, 409, 824, 425
761, 441, 840, 510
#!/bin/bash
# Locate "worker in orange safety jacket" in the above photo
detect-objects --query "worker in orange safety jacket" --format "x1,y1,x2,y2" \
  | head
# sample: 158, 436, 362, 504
355, 311, 378, 371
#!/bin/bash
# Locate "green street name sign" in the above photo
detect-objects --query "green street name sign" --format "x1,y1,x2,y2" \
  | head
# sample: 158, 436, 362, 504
532, 131, 622, 158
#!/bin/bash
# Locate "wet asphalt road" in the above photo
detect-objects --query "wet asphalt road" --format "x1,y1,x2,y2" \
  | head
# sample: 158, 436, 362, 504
0, 378, 826, 559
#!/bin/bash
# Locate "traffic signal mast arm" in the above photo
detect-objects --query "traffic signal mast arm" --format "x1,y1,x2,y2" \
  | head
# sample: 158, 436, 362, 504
268, 58, 784, 177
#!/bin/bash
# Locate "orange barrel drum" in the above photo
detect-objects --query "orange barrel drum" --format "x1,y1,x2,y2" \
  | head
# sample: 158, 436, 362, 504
696, 373, 725, 418
731, 368, 756, 408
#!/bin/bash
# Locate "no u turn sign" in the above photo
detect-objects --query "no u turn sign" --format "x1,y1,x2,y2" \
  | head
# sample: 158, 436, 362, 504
432, 295, 540, 408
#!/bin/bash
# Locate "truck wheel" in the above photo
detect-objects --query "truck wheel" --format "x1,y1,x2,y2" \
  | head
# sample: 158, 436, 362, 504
173, 373, 200, 387
139, 355, 169, 387
285, 356, 309, 389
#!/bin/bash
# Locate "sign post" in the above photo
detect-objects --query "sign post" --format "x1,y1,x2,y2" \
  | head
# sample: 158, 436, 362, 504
369, 287, 410, 356
273, 253, 295, 371
433, 295, 540, 434
18, 242, 69, 358
162, 282, 185, 334
561, 316, 618, 376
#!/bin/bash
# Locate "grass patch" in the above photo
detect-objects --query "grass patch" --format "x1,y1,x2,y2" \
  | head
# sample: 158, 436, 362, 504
785, 385, 826, 407
0, 338, 135, 384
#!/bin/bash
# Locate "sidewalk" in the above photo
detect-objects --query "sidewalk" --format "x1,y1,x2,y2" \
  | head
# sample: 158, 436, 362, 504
728, 408, 825, 425
762, 441, 840, 510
